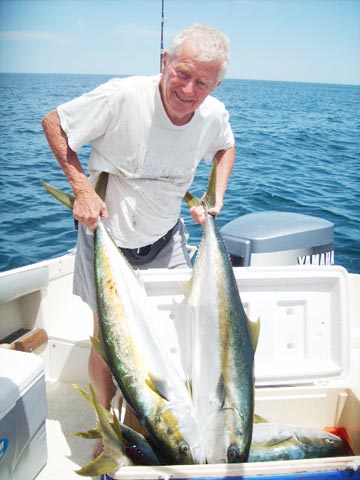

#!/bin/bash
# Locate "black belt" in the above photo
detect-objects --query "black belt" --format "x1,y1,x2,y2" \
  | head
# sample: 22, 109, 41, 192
120, 221, 178, 266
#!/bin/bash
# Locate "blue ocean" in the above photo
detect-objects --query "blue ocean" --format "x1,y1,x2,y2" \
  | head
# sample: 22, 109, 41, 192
0, 73, 359, 273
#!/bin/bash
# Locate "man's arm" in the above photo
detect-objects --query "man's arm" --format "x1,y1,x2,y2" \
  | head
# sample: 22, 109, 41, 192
42, 109, 107, 231
190, 145, 236, 225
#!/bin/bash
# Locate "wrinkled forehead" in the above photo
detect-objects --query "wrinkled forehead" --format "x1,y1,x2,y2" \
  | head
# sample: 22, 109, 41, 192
169, 41, 221, 68
167, 42, 223, 83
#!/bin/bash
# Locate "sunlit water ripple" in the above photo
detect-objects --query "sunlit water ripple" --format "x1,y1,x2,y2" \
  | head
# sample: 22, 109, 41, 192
0, 74, 359, 273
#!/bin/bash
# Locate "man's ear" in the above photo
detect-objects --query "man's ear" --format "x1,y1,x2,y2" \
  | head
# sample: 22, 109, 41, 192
161, 51, 169, 72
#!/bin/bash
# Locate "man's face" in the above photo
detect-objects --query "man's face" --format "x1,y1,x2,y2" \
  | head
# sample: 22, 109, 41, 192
159, 43, 222, 126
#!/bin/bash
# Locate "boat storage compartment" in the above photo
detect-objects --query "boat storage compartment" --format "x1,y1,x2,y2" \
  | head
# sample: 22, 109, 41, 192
0, 349, 47, 480
109, 265, 359, 479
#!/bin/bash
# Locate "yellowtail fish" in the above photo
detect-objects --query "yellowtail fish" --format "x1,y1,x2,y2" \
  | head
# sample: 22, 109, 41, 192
184, 161, 260, 464
93, 219, 202, 464
41, 180, 203, 466
249, 422, 352, 462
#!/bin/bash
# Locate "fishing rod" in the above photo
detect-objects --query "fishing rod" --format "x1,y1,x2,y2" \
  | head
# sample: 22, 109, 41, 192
160, 0, 165, 71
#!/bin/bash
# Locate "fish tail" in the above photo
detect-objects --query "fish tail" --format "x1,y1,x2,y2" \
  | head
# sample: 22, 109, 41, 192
183, 159, 217, 211
206, 159, 217, 209
73, 384, 132, 476
40, 179, 74, 209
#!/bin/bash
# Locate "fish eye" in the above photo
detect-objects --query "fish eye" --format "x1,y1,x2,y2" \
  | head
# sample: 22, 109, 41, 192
136, 448, 145, 457
130, 444, 145, 457
325, 438, 335, 445
227, 446, 240, 462
179, 441, 190, 456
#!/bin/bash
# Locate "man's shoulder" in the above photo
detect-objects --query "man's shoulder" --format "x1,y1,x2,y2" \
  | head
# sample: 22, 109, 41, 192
199, 94, 228, 118
101, 75, 160, 97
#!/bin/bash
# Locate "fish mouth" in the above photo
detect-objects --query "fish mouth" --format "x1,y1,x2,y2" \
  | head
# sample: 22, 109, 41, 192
175, 91, 194, 103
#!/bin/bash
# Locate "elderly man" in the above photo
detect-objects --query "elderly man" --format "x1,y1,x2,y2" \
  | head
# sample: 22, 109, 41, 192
42, 23, 235, 458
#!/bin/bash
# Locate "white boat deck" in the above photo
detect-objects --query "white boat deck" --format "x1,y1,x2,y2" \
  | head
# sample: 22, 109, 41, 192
37, 381, 96, 480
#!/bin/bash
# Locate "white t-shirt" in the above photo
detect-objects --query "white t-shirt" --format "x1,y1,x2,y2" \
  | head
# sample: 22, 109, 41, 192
57, 75, 234, 248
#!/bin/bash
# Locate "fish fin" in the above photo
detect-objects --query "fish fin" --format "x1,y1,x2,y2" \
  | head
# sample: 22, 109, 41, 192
75, 452, 119, 477
183, 191, 201, 208
254, 414, 269, 423
40, 179, 74, 210
40, 173, 107, 210
90, 335, 108, 363
247, 316, 261, 354
183, 159, 216, 211
183, 277, 193, 296
73, 428, 102, 439
111, 409, 123, 440
72, 384, 113, 423
72, 383, 94, 406
206, 159, 217, 209
89, 384, 121, 443
94, 172, 109, 202
146, 374, 170, 402
266, 434, 293, 447
90, 384, 133, 466
73, 384, 131, 475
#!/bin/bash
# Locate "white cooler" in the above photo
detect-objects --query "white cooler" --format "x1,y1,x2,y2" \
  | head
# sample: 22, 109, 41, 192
0, 349, 47, 480
109, 265, 360, 479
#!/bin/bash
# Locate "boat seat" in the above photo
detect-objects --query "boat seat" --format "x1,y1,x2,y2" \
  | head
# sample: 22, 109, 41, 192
0, 266, 49, 304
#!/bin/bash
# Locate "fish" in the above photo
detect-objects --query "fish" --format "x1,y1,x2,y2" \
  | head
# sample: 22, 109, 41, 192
74, 386, 351, 471
40, 179, 203, 466
73, 384, 133, 476
183, 160, 260, 464
248, 422, 352, 462
94, 218, 202, 464
73, 384, 161, 467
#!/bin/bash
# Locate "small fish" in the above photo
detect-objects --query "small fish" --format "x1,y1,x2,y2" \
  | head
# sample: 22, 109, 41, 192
184, 160, 260, 464
249, 422, 352, 462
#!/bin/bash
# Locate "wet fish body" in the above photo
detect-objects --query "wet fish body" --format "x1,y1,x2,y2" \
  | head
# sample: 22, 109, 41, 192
185, 162, 259, 464
94, 220, 202, 465
249, 423, 351, 462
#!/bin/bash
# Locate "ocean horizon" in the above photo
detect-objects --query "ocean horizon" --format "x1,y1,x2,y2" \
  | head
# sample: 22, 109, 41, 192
2, 70, 359, 87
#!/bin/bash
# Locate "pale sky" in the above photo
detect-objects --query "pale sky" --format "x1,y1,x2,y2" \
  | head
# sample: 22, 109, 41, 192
0, 0, 359, 85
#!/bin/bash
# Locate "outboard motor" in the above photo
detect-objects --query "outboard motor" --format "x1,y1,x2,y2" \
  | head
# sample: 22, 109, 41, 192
220, 211, 334, 267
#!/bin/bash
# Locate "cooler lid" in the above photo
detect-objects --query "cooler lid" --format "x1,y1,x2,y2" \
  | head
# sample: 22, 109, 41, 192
221, 211, 334, 255
235, 266, 349, 386
0, 349, 44, 417
142, 265, 349, 388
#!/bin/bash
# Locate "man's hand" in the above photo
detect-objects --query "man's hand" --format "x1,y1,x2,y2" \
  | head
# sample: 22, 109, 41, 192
189, 197, 223, 226
73, 187, 108, 232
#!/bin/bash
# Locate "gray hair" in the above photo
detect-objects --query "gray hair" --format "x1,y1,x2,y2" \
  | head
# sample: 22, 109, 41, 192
167, 24, 230, 82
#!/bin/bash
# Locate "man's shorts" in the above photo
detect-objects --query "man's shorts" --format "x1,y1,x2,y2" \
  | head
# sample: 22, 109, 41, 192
73, 218, 192, 313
